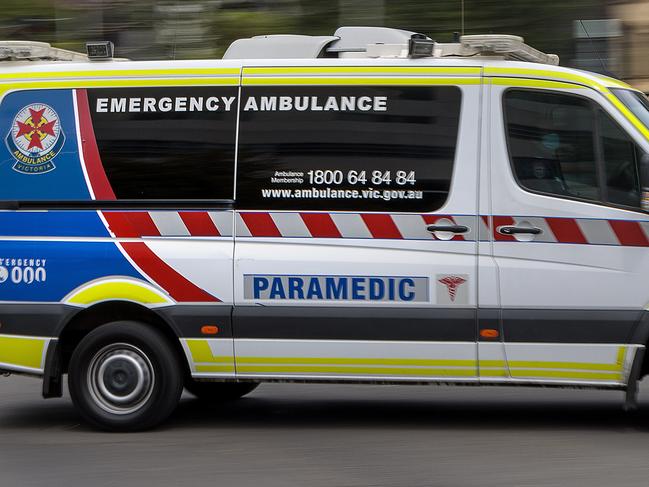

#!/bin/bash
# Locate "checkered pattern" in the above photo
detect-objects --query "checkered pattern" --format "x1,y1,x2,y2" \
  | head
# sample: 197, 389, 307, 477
100, 211, 649, 247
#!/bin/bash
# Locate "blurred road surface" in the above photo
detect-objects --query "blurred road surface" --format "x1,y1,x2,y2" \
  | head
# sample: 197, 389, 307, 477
2, 376, 649, 487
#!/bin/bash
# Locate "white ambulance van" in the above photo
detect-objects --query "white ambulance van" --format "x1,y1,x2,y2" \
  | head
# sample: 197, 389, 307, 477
1, 28, 649, 430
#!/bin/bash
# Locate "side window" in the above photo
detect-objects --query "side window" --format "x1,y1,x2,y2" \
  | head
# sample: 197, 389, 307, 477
87, 87, 238, 200
504, 89, 646, 211
598, 109, 641, 208
236, 86, 462, 211
504, 90, 599, 201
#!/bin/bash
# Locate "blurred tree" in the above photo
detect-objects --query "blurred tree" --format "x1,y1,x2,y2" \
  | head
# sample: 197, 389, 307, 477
0, 0, 609, 65
386, 0, 606, 61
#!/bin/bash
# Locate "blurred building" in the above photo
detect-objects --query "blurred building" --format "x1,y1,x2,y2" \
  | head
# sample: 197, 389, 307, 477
608, 0, 649, 93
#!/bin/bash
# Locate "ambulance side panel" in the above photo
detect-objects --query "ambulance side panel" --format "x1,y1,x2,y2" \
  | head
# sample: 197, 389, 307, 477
231, 65, 484, 382
0, 64, 241, 378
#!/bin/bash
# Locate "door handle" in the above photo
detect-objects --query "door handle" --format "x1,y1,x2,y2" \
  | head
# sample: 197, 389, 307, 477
426, 224, 469, 234
497, 225, 542, 236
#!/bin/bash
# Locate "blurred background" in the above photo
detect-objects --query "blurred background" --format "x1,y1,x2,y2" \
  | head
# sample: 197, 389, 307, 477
0, 0, 648, 92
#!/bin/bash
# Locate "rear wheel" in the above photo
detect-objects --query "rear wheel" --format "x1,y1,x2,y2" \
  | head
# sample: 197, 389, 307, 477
185, 380, 259, 401
68, 321, 183, 431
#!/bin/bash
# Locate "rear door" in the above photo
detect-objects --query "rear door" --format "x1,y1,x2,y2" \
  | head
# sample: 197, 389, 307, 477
233, 63, 482, 382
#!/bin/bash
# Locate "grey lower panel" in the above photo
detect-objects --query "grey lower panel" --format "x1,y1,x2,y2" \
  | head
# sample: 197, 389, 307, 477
233, 306, 476, 341
502, 309, 642, 344
0, 303, 233, 339
0, 304, 76, 337
0, 302, 645, 346
156, 305, 232, 338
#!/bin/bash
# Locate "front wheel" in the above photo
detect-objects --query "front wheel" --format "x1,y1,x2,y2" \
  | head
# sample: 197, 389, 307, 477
185, 380, 259, 401
68, 321, 183, 431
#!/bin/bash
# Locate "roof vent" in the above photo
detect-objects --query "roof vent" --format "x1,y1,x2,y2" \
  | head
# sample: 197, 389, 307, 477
224, 35, 338, 59
327, 26, 431, 57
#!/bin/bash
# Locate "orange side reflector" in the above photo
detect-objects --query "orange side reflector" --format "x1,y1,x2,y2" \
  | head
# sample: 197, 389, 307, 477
480, 328, 499, 338
201, 325, 219, 335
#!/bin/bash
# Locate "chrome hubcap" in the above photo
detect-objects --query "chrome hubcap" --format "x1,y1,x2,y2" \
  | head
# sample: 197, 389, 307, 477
87, 343, 155, 415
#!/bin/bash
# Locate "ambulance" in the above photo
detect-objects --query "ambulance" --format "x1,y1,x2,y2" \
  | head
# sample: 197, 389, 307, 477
1, 27, 649, 430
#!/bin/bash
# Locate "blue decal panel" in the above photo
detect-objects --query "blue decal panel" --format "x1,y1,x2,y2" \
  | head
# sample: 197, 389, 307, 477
0, 241, 142, 302
0, 90, 90, 200
0, 211, 109, 238
243, 274, 429, 302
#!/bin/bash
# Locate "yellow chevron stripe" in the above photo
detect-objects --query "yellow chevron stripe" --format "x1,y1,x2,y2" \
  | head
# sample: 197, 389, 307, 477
236, 356, 477, 367
0, 68, 241, 80
0, 78, 238, 91
242, 77, 481, 86
236, 364, 477, 376
66, 281, 170, 306
0, 335, 47, 370
510, 369, 623, 381
243, 66, 481, 76
491, 78, 583, 90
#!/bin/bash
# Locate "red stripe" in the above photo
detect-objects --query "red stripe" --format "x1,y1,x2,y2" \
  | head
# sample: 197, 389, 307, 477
360, 214, 402, 239
121, 242, 219, 302
546, 218, 587, 244
492, 216, 516, 241
76, 89, 115, 200
179, 212, 220, 237
103, 212, 160, 238
609, 220, 649, 247
300, 213, 341, 238
240, 213, 281, 237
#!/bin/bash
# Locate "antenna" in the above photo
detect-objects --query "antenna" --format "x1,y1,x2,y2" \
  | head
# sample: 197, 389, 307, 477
578, 19, 608, 75
171, 13, 178, 60
461, 0, 465, 35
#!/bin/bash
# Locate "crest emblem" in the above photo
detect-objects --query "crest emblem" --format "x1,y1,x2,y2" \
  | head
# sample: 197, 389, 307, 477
6, 104, 65, 174
438, 275, 466, 302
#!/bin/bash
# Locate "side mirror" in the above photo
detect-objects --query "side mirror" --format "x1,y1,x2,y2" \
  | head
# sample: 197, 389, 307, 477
641, 153, 649, 211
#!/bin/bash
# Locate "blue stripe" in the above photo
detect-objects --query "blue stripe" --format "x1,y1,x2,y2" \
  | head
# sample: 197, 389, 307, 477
0, 211, 109, 237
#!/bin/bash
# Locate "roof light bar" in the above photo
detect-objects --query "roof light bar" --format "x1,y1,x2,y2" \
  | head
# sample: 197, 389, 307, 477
0, 41, 88, 62
460, 34, 559, 65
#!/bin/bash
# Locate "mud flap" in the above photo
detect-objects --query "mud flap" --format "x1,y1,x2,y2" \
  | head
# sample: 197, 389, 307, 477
624, 347, 644, 412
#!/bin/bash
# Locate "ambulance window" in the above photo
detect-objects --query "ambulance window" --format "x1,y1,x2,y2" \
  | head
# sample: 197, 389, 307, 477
504, 90, 600, 201
598, 109, 642, 208
87, 87, 237, 200
236, 86, 461, 211
611, 89, 649, 131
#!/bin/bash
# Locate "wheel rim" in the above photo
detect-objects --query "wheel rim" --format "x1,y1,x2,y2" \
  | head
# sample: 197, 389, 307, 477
87, 343, 155, 415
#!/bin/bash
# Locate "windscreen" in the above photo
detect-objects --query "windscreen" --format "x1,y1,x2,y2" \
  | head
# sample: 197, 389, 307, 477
612, 88, 649, 130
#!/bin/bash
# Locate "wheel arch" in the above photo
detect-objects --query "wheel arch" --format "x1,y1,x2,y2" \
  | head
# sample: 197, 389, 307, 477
43, 301, 189, 398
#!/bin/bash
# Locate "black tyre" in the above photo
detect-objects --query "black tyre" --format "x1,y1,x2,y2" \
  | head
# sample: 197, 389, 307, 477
185, 380, 259, 401
68, 321, 183, 431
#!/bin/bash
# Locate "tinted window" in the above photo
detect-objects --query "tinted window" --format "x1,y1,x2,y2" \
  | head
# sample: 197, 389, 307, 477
504, 90, 599, 201
598, 109, 641, 208
88, 87, 237, 199
504, 89, 647, 211
236, 86, 461, 211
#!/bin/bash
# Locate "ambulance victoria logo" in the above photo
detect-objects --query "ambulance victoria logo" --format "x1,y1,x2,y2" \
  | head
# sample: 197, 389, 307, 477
6, 104, 65, 174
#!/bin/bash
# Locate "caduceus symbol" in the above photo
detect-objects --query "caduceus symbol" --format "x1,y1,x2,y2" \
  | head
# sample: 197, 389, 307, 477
438, 276, 466, 302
